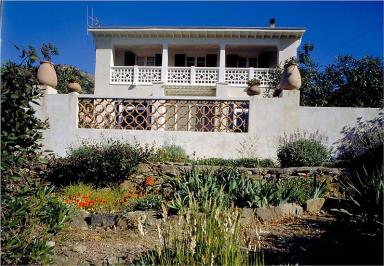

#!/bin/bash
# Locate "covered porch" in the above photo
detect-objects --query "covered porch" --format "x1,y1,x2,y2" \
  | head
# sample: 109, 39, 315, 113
110, 44, 277, 86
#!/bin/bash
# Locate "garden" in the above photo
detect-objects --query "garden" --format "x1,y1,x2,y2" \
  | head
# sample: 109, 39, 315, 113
1, 44, 383, 265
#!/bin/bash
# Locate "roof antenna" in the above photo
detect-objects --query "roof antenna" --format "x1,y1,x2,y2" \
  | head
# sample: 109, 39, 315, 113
87, 6, 101, 33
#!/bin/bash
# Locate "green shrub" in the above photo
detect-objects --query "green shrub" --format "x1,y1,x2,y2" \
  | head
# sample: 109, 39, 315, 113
149, 145, 189, 163
1, 184, 70, 264
277, 139, 330, 167
336, 114, 384, 171
167, 166, 325, 211
124, 194, 164, 212
195, 158, 276, 168
46, 140, 151, 187
1, 44, 70, 264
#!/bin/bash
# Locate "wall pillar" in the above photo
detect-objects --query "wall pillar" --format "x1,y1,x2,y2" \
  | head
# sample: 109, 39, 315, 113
218, 43, 226, 83
161, 43, 169, 83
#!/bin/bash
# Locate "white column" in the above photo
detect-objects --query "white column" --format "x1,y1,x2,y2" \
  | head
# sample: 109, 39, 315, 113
190, 66, 196, 85
133, 65, 139, 84
219, 43, 226, 83
249, 67, 254, 80
161, 43, 169, 83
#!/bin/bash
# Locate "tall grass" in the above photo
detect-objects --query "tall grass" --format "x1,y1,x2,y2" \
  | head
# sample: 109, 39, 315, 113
139, 190, 263, 265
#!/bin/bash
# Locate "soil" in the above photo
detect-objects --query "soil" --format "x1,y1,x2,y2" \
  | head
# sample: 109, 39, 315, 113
52, 211, 383, 265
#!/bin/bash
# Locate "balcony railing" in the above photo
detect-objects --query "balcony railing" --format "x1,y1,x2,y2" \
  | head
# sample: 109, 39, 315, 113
110, 66, 272, 86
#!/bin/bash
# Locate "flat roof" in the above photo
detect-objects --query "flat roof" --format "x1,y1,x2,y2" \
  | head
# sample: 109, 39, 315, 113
88, 26, 306, 39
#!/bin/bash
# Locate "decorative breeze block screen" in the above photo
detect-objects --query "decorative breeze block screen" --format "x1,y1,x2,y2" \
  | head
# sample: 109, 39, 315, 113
78, 98, 249, 132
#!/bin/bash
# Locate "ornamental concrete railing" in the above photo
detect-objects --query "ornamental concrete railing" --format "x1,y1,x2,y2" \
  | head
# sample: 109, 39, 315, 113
35, 88, 381, 160
110, 66, 273, 86
78, 97, 249, 132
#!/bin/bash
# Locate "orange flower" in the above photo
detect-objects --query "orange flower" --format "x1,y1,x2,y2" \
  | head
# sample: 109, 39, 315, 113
145, 176, 155, 187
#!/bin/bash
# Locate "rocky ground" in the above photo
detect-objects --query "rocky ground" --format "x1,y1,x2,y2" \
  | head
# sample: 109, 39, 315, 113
52, 210, 346, 265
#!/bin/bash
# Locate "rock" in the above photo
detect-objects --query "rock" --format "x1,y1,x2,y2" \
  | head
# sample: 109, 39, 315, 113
72, 244, 87, 254
104, 255, 119, 265
88, 213, 117, 228
89, 214, 103, 228
255, 206, 277, 222
305, 197, 326, 213
52, 255, 80, 265
240, 208, 255, 226
289, 203, 304, 216
160, 164, 178, 177
46, 241, 55, 248
123, 211, 159, 227
70, 209, 90, 230
255, 203, 303, 223
305, 198, 326, 213
120, 180, 137, 192
102, 214, 118, 228
136, 163, 152, 174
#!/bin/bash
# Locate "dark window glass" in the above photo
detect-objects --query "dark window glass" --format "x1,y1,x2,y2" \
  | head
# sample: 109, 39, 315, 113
206, 54, 217, 67
124, 51, 135, 66
226, 54, 238, 67
249, 57, 258, 68
155, 54, 162, 66
175, 54, 186, 67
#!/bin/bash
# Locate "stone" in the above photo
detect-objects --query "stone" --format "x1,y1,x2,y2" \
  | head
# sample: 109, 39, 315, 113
70, 209, 90, 230
255, 206, 277, 222
116, 217, 128, 230
101, 214, 118, 228
104, 255, 119, 265
89, 214, 103, 228
72, 244, 87, 254
120, 180, 137, 192
136, 163, 152, 174
160, 164, 178, 177
305, 198, 326, 213
52, 255, 80, 265
46, 241, 55, 248
255, 203, 303, 223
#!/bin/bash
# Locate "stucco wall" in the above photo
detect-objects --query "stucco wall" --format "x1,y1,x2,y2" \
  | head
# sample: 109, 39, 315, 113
35, 89, 381, 161
93, 36, 300, 96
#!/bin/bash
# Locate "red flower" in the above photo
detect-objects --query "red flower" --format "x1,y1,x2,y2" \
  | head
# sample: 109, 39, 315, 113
145, 176, 155, 187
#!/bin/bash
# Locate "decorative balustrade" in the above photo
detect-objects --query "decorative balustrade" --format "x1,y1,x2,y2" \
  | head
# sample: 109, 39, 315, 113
110, 66, 272, 86
225, 68, 272, 86
137, 66, 161, 83
110, 66, 134, 84
167, 67, 191, 84
78, 97, 249, 132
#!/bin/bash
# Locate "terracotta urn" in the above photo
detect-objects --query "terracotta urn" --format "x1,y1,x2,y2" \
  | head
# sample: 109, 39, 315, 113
247, 85, 261, 96
37, 61, 58, 88
280, 63, 301, 90
68, 82, 82, 93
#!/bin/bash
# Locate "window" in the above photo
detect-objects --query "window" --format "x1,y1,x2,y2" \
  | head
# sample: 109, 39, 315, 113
238, 57, 246, 68
249, 57, 258, 68
147, 56, 155, 66
197, 57, 205, 67
186, 57, 195, 67
136, 56, 145, 66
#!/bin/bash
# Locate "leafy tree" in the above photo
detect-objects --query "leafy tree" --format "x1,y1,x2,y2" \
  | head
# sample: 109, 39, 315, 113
324, 56, 383, 107
56, 64, 94, 94
298, 43, 333, 106
270, 43, 383, 108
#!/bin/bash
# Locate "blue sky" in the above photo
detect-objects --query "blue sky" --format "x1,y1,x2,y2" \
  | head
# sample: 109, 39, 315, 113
2, 1, 383, 74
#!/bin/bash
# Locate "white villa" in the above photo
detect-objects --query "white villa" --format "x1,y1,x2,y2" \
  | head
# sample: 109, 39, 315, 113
89, 22, 305, 97
35, 21, 380, 159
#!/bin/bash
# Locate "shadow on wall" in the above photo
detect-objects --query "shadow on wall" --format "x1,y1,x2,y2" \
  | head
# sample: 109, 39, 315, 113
333, 112, 384, 168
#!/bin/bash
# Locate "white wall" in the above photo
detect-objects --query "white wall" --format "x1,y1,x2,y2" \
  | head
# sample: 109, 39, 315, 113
35, 90, 381, 161
93, 36, 300, 96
